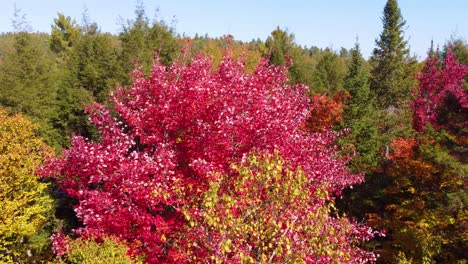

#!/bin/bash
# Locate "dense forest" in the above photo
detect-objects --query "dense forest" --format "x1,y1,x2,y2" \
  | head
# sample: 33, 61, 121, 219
0, 0, 466, 263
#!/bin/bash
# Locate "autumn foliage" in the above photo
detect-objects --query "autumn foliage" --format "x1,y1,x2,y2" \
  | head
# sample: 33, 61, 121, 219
374, 49, 467, 263
178, 153, 377, 263
41, 52, 378, 262
0, 109, 55, 263
307, 91, 349, 132
411, 49, 468, 132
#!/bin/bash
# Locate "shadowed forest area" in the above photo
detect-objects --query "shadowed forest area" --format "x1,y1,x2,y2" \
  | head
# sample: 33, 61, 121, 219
0, 0, 466, 263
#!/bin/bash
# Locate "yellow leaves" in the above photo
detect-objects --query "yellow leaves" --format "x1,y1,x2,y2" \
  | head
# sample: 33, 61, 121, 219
0, 109, 54, 261
221, 239, 232, 253
180, 152, 361, 263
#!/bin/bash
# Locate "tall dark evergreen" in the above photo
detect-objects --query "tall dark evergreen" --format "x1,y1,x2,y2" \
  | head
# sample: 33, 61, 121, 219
370, 0, 413, 109
342, 43, 380, 171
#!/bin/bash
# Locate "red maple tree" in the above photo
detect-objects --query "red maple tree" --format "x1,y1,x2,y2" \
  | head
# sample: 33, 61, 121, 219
42, 52, 378, 262
412, 49, 468, 132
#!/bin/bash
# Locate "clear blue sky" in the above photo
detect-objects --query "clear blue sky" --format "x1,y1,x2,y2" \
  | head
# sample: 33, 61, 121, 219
1, 0, 466, 59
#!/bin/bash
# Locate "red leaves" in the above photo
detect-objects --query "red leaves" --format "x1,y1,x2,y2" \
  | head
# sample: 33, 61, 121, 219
43, 52, 374, 262
411, 49, 468, 132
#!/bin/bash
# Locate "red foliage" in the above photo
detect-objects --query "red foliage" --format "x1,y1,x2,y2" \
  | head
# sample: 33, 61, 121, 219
412, 49, 468, 132
42, 52, 375, 262
307, 91, 349, 132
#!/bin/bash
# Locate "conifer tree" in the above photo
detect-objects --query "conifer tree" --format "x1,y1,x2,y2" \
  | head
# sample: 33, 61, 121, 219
52, 16, 119, 147
264, 27, 312, 86
50, 13, 81, 55
370, 0, 413, 109
342, 42, 380, 171
117, 2, 178, 84
311, 48, 347, 94
0, 9, 59, 146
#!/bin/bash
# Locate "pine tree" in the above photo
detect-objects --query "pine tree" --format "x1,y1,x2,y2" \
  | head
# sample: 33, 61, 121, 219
370, 0, 414, 109
52, 17, 119, 147
50, 13, 81, 55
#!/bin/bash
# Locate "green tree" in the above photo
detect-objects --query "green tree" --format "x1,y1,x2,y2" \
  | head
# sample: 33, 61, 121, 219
0, 12, 59, 146
117, 2, 178, 84
264, 27, 312, 86
370, 0, 414, 109
342, 42, 380, 171
50, 13, 81, 55
311, 48, 347, 94
336, 44, 382, 240
0, 109, 55, 263
52, 18, 119, 147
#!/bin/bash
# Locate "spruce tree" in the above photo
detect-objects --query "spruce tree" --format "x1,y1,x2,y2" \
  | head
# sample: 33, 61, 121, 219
370, 0, 413, 109
342, 42, 380, 171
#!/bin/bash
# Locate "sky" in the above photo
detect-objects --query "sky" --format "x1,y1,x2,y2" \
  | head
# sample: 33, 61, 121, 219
0, 0, 466, 59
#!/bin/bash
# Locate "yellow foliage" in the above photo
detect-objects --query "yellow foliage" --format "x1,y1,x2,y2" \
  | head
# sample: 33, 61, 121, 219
0, 109, 54, 262
181, 152, 360, 262
56, 236, 143, 264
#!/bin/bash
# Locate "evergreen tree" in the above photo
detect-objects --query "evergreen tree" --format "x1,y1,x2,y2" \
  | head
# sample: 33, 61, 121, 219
51, 14, 119, 147
337, 44, 382, 236
0, 11, 59, 146
265, 26, 294, 66
370, 0, 414, 109
50, 13, 81, 55
342, 42, 380, 171
117, 2, 178, 84
264, 27, 312, 86
311, 48, 346, 94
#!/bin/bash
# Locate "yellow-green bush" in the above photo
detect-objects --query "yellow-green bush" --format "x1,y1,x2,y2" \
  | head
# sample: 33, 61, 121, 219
57, 237, 143, 264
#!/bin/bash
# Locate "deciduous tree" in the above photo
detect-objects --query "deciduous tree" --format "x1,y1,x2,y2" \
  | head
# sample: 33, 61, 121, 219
0, 109, 55, 263
42, 52, 378, 262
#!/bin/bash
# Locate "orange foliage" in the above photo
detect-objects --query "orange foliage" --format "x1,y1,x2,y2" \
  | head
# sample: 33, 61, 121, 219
386, 138, 417, 160
307, 91, 349, 132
